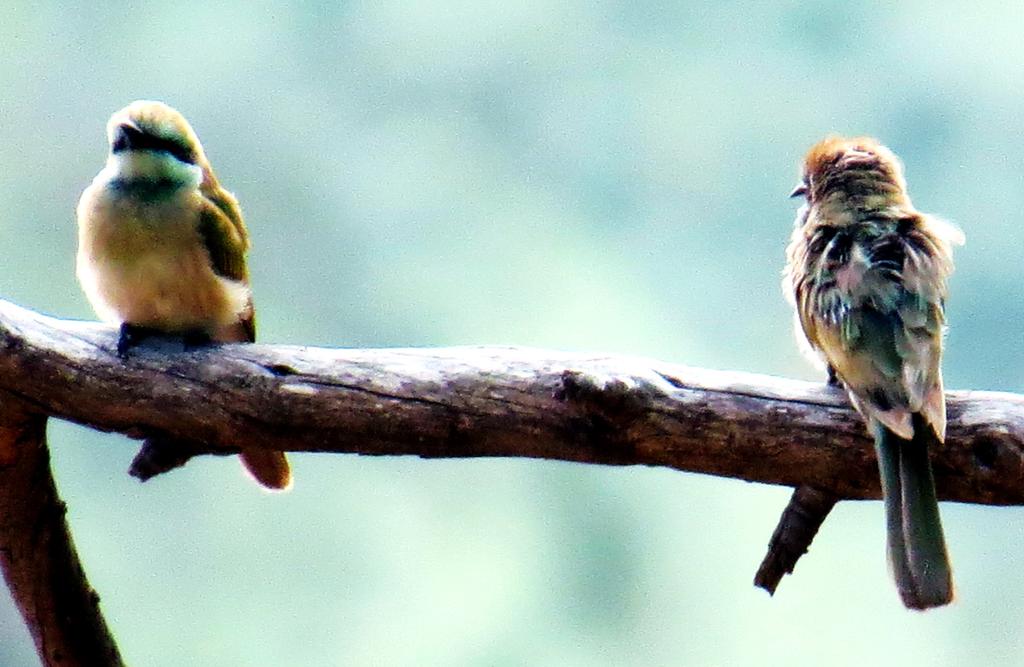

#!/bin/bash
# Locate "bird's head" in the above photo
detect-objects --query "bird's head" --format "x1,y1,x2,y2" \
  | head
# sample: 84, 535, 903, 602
104, 100, 207, 188
790, 136, 909, 211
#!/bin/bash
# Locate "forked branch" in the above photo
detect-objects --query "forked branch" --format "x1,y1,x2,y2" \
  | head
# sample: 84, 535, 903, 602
0, 299, 1019, 504
0, 297, 1022, 664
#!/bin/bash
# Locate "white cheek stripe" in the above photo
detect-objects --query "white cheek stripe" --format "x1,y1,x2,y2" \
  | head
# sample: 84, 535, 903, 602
104, 151, 202, 189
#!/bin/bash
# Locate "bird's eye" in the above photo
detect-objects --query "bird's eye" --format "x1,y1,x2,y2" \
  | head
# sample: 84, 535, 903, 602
113, 123, 196, 165
158, 137, 197, 166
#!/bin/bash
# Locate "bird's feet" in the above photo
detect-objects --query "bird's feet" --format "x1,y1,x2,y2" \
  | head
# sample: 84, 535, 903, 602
117, 324, 212, 357
826, 364, 841, 387
117, 323, 157, 358
181, 330, 212, 349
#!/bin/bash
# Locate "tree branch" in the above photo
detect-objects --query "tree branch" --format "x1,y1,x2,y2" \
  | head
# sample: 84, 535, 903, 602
0, 393, 124, 666
0, 299, 1019, 503
2, 297, 1023, 662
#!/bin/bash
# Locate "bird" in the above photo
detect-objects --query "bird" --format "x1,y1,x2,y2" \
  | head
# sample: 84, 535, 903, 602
783, 136, 963, 609
76, 100, 292, 491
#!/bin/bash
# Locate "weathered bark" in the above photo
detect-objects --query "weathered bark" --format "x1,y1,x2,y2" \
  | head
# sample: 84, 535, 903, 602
0, 299, 1019, 504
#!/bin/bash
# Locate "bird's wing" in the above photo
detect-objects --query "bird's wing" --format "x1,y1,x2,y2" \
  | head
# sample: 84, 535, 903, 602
811, 220, 949, 439
894, 219, 954, 438
197, 191, 255, 342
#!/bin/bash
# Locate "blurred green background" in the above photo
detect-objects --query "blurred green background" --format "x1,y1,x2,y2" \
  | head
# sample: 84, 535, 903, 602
2, 1, 1024, 665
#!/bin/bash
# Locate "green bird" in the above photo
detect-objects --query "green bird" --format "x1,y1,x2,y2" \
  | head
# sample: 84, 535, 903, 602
784, 136, 964, 609
76, 100, 292, 491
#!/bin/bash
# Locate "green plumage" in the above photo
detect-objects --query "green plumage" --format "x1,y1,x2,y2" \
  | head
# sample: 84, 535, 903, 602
873, 418, 952, 609
197, 198, 255, 342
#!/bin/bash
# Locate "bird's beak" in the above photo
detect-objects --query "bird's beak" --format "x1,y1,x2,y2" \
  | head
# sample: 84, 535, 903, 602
111, 121, 145, 152
118, 121, 144, 140
789, 183, 808, 199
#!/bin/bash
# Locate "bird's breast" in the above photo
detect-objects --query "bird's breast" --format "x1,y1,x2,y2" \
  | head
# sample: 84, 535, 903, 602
76, 186, 249, 333
830, 244, 871, 295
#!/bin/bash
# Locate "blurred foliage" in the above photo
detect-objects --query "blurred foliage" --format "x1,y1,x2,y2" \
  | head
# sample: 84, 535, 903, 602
2, 1, 1024, 665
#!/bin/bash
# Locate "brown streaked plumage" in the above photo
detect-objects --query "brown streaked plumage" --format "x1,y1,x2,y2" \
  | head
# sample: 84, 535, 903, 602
784, 136, 963, 609
77, 100, 291, 491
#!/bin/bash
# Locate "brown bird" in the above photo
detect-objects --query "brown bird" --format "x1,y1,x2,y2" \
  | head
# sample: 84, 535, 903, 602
784, 136, 963, 609
77, 100, 291, 490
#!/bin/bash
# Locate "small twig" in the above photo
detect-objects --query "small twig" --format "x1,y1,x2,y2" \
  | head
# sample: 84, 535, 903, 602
754, 485, 839, 595
129, 435, 224, 481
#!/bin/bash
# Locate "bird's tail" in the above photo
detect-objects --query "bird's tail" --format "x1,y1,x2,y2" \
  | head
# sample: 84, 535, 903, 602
872, 416, 953, 609
240, 449, 292, 491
